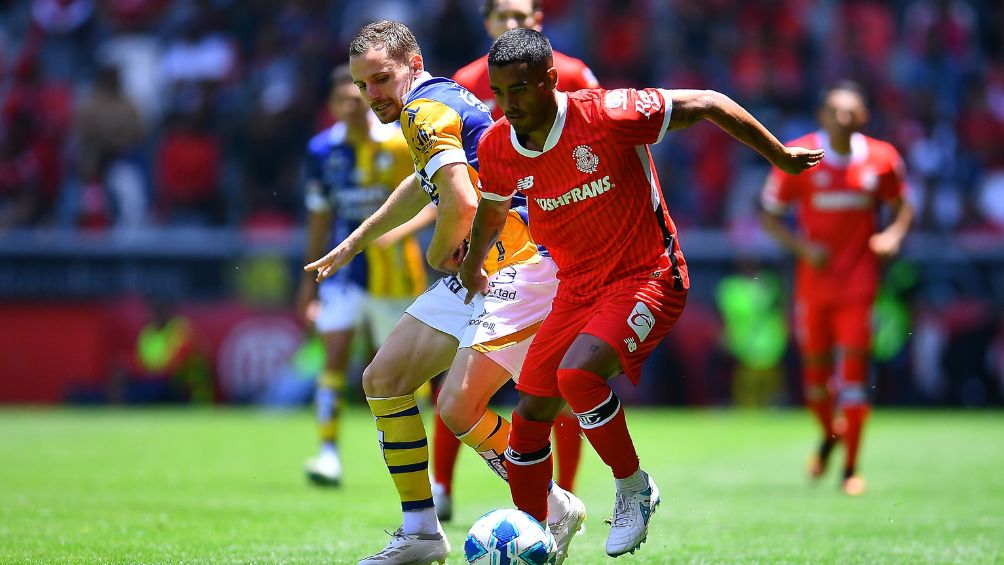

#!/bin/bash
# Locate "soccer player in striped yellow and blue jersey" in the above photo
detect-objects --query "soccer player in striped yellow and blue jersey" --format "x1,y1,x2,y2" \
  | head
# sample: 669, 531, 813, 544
297, 65, 433, 487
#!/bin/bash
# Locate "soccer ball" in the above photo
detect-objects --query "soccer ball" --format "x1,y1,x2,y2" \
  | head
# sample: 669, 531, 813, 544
464, 508, 556, 565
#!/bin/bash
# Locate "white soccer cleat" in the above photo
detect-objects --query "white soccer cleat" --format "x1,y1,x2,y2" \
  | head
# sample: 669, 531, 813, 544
304, 451, 341, 486
357, 528, 450, 565
548, 489, 587, 565
605, 472, 661, 557
431, 482, 453, 522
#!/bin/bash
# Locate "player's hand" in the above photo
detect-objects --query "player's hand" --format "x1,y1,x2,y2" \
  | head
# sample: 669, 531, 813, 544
458, 260, 489, 305
801, 241, 829, 269
775, 146, 824, 175
869, 230, 902, 259
304, 240, 358, 283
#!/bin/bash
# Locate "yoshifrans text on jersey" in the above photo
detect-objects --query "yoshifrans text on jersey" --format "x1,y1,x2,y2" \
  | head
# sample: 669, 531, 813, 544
534, 175, 613, 211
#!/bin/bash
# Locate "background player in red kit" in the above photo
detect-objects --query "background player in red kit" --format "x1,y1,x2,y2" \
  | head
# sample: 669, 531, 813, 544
454, 0, 597, 121
459, 28, 823, 558
429, 0, 599, 519
761, 81, 913, 496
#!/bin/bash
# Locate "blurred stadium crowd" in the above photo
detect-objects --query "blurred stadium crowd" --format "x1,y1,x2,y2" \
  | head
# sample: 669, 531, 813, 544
0, 0, 1002, 406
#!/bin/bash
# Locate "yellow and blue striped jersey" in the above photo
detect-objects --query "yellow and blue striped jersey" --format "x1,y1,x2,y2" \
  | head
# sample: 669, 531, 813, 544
399, 73, 539, 275
304, 119, 426, 298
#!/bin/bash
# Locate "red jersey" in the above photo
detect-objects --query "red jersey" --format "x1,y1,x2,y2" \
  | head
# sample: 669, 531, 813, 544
478, 88, 689, 303
453, 50, 599, 121
761, 131, 908, 302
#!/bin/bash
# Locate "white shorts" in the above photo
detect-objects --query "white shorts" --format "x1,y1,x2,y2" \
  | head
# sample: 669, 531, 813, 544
364, 297, 413, 346
406, 257, 559, 377
316, 280, 411, 347
315, 280, 367, 333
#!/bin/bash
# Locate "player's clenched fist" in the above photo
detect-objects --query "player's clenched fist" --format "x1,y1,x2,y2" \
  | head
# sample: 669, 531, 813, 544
303, 240, 359, 283
775, 147, 825, 175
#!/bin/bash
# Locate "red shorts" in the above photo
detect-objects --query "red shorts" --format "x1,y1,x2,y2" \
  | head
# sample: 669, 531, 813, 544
516, 277, 688, 398
794, 297, 872, 355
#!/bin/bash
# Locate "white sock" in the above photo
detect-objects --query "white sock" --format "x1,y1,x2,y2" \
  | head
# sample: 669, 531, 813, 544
320, 442, 338, 459
615, 469, 648, 494
401, 507, 440, 535
546, 481, 571, 524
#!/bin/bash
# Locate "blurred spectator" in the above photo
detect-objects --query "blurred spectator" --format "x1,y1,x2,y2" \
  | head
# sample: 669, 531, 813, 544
73, 64, 146, 229
715, 263, 788, 407
0, 102, 45, 229
120, 298, 211, 404
153, 106, 223, 225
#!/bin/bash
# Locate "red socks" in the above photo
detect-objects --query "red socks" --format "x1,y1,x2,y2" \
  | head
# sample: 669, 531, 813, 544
804, 363, 835, 439
552, 412, 582, 492
505, 412, 553, 522
557, 367, 639, 479
431, 412, 461, 493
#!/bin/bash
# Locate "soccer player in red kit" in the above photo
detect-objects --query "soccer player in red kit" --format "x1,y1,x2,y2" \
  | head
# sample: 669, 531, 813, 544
454, 0, 598, 121
459, 28, 822, 558
429, 0, 599, 520
761, 81, 913, 496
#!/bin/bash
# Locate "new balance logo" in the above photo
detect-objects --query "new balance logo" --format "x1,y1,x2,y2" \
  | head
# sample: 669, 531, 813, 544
516, 175, 534, 191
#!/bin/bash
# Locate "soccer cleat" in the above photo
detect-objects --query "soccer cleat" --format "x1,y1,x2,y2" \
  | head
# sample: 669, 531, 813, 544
808, 437, 839, 480
357, 528, 450, 565
842, 474, 866, 496
605, 472, 661, 557
548, 489, 587, 565
431, 482, 452, 523
304, 451, 341, 486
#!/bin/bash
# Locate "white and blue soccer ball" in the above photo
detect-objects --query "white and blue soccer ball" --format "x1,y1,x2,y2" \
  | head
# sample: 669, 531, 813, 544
464, 508, 557, 565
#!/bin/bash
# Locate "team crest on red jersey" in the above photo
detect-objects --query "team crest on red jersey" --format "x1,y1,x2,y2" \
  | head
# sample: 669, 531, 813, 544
573, 145, 599, 174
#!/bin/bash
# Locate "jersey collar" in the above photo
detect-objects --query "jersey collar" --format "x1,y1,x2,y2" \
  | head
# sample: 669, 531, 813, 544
818, 130, 868, 168
509, 90, 568, 158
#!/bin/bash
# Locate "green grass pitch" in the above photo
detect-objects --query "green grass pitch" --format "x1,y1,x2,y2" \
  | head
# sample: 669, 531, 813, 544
1, 407, 1002, 564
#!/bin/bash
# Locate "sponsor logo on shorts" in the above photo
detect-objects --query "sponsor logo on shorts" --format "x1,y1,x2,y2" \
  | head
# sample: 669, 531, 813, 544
623, 336, 638, 353
493, 267, 518, 285
486, 285, 517, 301
468, 317, 497, 333
628, 302, 655, 342
444, 275, 464, 295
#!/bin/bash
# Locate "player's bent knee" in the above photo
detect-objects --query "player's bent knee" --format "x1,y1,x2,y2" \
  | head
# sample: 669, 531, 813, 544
436, 391, 479, 434
361, 361, 415, 398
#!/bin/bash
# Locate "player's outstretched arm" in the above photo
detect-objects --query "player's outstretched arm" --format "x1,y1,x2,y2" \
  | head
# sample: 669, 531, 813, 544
304, 173, 427, 282
666, 90, 824, 174
427, 162, 479, 273
459, 196, 511, 304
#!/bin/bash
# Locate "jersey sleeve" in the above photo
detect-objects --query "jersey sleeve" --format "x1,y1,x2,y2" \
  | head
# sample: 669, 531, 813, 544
476, 131, 512, 202
302, 147, 330, 213
400, 99, 468, 180
598, 88, 673, 146
760, 167, 798, 214
878, 146, 908, 202
564, 61, 600, 90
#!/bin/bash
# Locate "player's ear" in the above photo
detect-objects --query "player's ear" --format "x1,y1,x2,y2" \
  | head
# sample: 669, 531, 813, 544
855, 105, 870, 128
546, 67, 558, 90
410, 53, 424, 75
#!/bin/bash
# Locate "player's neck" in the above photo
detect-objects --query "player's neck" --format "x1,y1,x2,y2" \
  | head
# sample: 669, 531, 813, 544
520, 103, 559, 152
346, 122, 369, 143
828, 132, 853, 156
